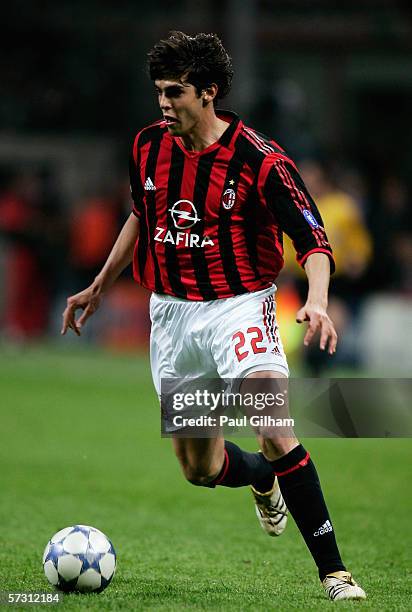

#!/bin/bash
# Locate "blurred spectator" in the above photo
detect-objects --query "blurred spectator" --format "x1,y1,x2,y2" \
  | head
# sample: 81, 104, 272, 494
0, 169, 64, 340
282, 159, 373, 373
69, 196, 118, 290
299, 160, 372, 288
336, 166, 370, 219
369, 175, 412, 293
64, 181, 144, 345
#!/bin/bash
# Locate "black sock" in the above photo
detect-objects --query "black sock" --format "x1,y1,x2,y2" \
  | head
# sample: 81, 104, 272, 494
272, 444, 346, 580
209, 440, 274, 492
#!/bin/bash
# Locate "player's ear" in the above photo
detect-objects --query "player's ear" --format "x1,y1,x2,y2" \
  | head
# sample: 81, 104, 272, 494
201, 84, 218, 106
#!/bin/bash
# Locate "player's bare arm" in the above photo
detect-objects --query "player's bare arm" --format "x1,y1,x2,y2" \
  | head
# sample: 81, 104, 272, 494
296, 252, 337, 355
61, 213, 140, 336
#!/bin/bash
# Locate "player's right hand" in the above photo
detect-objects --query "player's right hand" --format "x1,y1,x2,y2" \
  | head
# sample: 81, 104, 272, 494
61, 285, 102, 336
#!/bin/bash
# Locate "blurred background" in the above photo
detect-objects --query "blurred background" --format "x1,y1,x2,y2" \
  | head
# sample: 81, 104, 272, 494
1, 0, 412, 375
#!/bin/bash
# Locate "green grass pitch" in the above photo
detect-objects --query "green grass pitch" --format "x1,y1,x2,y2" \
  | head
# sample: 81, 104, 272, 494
0, 345, 410, 610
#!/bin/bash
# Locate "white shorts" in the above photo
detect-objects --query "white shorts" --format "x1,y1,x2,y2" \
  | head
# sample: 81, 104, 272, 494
150, 285, 289, 397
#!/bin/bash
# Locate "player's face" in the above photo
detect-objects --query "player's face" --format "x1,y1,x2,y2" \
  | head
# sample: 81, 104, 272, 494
154, 78, 205, 136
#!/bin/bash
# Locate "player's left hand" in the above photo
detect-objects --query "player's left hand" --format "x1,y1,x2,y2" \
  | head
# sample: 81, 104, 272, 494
296, 302, 337, 355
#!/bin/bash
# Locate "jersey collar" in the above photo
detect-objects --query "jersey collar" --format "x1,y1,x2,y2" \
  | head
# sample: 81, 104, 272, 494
215, 110, 242, 149
171, 110, 242, 157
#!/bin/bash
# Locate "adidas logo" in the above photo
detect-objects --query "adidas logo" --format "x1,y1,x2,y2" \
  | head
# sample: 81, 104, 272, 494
314, 520, 333, 537
144, 177, 156, 191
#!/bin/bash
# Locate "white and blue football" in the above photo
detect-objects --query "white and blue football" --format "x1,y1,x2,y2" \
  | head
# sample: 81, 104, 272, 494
43, 525, 116, 593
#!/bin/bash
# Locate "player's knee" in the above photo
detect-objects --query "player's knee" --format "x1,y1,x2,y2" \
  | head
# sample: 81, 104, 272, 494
260, 435, 299, 460
259, 428, 286, 446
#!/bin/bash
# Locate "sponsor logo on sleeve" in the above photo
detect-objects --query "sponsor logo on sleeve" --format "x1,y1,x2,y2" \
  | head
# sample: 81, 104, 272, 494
303, 209, 319, 229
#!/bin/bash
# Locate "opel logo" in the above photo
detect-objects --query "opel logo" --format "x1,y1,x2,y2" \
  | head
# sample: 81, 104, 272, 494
169, 200, 200, 229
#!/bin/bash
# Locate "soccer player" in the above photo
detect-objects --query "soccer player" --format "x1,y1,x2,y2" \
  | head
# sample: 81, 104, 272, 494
62, 32, 366, 601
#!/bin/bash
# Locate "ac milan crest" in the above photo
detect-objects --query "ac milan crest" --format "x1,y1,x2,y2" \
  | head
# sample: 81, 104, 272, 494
222, 188, 236, 210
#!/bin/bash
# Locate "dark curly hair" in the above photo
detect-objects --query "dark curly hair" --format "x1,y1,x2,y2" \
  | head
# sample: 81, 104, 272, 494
147, 31, 234, 100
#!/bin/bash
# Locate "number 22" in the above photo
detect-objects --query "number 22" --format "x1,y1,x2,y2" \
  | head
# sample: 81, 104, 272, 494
232, 327, 267, 362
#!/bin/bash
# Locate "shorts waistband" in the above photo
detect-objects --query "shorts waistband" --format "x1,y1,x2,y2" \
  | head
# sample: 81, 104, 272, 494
151, 284, 276, 304
151, 292, 195, 303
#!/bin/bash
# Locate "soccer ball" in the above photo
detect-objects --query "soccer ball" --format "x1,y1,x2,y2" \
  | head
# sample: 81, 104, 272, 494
43, 525, 116, 593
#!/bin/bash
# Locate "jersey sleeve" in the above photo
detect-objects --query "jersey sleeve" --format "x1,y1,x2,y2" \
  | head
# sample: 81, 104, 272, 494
129, 135, 144, 219
262, 158, 335, 273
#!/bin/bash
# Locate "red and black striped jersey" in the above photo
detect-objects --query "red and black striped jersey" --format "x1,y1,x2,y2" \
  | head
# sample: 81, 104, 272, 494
129, 110, 334, 301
